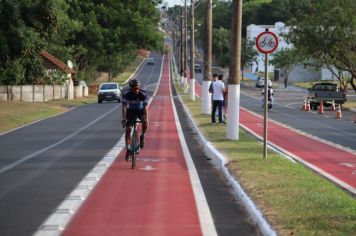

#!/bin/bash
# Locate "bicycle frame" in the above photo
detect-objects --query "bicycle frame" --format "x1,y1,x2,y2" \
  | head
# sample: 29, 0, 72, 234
127, 119, 141, 169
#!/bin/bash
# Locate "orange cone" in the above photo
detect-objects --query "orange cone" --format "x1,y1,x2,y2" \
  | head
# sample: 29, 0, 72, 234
335, 105, 342, 119
306, 100, 311, 111
318, 100, 324, 114
330, 100, 336, 111
302, 100, 307, 111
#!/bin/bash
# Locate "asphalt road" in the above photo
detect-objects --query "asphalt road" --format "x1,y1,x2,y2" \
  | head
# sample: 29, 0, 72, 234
0, 52, 260, 236
0, 53, 162, 236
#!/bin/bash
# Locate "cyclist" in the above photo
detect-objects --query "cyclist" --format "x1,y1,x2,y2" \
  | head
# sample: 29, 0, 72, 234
122, 79, 148, 157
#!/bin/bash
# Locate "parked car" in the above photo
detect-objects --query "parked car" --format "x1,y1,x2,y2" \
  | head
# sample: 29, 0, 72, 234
307, 82, 346, 110
255, 77, 272, 88
97, 82, 122, 103
194, 64, 202, 73
147, 58, 155, 65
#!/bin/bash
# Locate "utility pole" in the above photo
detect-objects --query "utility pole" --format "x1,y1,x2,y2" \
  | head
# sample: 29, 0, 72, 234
183, 0, 189, 93
226, 0, 242, 140
180, 7, 184, 85
201, 0, 212, 114
189, 0, 195, 100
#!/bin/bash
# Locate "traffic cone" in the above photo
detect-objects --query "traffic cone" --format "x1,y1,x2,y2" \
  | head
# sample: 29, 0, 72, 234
318, 100, 324, 114
305, 100, 311, 111
330, 100, 336, 111
335, 105, 342, 119
302, 100, 307, 111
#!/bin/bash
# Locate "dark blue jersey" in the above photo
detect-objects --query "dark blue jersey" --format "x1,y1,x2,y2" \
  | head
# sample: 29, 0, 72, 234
122, 89, 148, 111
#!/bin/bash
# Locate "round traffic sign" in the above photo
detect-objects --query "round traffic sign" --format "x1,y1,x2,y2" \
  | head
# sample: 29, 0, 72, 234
256, 31, 278, 54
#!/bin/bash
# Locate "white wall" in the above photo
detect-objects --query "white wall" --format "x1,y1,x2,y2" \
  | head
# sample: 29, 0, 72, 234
247, 22, 291, 73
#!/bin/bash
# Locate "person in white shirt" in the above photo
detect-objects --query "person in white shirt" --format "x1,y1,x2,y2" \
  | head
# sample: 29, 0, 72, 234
211, 74, 226, 123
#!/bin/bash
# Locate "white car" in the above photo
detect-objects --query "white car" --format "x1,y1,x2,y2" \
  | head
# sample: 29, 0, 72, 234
255, 77, 272, 88
97, 82, 122, 103
147, 58, 155, 65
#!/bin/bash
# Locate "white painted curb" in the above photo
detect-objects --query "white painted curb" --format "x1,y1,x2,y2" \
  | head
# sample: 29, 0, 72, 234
176, 91, 277, 236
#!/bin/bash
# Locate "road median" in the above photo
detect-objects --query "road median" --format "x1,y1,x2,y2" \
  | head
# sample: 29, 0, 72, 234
174, 82, 356, 236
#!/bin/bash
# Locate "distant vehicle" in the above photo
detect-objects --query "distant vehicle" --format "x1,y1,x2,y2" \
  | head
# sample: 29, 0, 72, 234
97, 82, 122, 103
147, 58, 155, 65
307, 82, 346, 110
261, 87, 274, 109
255, 77, 272, 88
194, 64, 202, 73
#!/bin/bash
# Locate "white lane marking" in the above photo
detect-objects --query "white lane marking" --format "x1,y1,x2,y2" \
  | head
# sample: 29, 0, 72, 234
35, 51, 165, 235
34, 136, 126, 235
140, 165, 157, 171
168, 57, 218, 236
0, 106, 118, 175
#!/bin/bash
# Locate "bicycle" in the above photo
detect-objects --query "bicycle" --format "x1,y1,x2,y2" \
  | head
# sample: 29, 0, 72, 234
123, 119, 141, 169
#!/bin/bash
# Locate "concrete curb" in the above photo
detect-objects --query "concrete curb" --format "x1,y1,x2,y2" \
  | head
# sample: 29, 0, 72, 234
175, 93, 277, 236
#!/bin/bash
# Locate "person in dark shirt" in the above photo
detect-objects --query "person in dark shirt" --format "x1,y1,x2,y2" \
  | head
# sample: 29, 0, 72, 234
122, 79, 148, 155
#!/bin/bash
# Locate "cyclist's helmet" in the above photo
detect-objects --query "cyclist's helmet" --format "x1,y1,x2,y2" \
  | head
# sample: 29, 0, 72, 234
129, 79, 140, 88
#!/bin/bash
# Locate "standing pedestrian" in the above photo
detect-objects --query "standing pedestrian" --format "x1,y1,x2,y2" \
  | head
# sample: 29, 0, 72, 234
211, 74, 225, 124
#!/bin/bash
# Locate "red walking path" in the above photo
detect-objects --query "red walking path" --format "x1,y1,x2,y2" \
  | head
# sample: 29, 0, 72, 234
194, 81, 356, 194
63, 55, 216, 236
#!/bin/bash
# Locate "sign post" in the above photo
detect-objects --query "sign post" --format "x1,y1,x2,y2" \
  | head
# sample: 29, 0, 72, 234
256, 29, 278, 159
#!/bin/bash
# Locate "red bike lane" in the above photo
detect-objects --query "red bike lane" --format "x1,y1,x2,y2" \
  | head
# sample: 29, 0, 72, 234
63, 55, 215, 236
194, 83, 356, 194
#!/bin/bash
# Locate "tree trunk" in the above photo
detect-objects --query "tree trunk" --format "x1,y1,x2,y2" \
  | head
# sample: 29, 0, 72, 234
350, 76, 356, 92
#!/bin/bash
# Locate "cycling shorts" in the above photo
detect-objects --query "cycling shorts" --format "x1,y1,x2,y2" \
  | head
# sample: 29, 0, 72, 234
126, 109, 146, 125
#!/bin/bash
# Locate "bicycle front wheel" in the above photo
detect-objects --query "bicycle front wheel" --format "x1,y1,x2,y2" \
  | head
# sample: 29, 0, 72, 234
131, 132, 139, 169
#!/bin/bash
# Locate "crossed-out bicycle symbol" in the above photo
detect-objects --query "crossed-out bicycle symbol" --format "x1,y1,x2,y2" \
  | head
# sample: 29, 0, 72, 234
258, 36, 276, 48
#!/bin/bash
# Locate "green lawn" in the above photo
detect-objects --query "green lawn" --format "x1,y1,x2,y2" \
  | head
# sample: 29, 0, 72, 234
0, 96, 96, 133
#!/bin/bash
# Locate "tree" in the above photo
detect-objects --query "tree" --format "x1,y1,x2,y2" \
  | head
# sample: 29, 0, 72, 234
287, 0, 356, 92
212, 27, 230, 66
0, 0, 77, 85
270, 48, 300, 88
241, 38, 258, 79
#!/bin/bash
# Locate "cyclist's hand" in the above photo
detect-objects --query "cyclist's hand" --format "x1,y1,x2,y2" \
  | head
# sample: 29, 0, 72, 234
121, 119, 127, 128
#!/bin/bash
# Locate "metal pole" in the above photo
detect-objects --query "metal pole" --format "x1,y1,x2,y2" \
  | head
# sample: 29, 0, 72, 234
263, 52, 268, 159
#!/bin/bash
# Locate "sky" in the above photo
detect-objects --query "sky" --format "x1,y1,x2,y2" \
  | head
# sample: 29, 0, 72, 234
162, 0, 183, 7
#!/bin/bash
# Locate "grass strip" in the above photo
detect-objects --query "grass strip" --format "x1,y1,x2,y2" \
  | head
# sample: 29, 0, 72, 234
0, 96, 96, 133
177, 89, 356, 236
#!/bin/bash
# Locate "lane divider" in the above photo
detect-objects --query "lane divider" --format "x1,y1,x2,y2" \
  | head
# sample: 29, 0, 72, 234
35, 49, 165, 236
34, 136, 125, 235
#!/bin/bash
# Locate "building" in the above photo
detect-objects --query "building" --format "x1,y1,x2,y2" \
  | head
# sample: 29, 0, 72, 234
246, 22, 333, 82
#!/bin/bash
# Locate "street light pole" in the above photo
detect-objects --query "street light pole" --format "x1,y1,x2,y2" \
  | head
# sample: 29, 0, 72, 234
189, 0, 195, 100
201, 0, 212, 114
226, 0, 242, 140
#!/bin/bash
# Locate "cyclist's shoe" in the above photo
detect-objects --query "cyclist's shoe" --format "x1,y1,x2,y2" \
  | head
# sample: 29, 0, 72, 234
125, 150, 130, 162
140, 135, 145, 149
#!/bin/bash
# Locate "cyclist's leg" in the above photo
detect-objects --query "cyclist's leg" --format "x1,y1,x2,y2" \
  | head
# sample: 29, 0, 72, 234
125, 110, 136, 149
137, 111, 147, 148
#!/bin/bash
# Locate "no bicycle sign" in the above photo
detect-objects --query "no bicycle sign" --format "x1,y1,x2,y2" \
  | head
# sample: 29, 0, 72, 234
256, 30, 278, 54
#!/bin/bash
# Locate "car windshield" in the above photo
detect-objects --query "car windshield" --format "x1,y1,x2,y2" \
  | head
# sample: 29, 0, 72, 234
101, 84, 117, 90
314, 84, 336, 91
